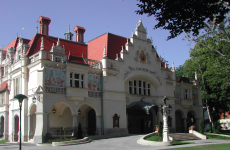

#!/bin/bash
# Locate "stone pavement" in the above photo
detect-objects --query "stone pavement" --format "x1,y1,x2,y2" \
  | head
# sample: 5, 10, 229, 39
1, 135, 230, 150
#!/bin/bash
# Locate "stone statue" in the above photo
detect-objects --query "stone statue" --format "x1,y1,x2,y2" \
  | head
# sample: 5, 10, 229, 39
162, 96, 169, 105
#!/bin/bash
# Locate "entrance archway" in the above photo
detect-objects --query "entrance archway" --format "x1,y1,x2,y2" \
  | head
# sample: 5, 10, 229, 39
175, 110, 184, 133
14, 115, 19, 142
49, 102, 73, 137
127, 105, 153, 134
29, 104, 36, 140
87, 109, 96, 135
0, 116, 4, 137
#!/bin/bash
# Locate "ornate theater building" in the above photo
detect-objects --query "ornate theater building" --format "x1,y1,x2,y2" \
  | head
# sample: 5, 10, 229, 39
0, 16, 203, 144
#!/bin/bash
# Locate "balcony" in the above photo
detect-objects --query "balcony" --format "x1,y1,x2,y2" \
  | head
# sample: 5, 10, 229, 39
44, 85, 66, 94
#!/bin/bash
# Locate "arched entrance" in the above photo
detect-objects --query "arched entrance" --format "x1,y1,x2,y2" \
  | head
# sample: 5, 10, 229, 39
175, 110, 184, 133
14, 115, 19, 142
87, 109, 96, 135
49, 102, 73, 137
29, 104, 36, 140
187, 111, 195, 131
0, 116, 4, 137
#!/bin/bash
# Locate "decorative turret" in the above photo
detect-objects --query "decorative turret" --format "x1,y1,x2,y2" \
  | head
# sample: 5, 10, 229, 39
38, 16, 51, 36
135, 18, 147, 40
64, 24, 73, 41
74, 26, 85, 43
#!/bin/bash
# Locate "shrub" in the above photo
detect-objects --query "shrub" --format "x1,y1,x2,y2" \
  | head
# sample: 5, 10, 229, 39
158, 121, 163, 137
200, 119, 204, 134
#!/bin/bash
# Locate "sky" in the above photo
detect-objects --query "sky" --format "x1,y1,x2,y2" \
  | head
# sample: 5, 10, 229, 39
0, 0, 194, 68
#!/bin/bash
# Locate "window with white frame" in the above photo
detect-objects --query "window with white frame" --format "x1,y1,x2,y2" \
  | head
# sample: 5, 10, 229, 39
1, 93, 5, 105
14, 77, 20, 95
129, 80, 150, 96
70, 73, 84, 88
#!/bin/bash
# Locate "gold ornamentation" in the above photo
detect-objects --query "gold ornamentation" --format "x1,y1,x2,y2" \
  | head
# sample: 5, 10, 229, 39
139, 50, 146, 64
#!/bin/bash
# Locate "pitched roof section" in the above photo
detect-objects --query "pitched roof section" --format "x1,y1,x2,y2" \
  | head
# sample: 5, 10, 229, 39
3, 37, 30, 51
88, 33, 127, 60
26, 34, 87, 58
67, 55, 87, 64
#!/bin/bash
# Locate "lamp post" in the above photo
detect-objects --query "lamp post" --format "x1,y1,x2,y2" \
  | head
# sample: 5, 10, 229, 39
14, 94, 27, 150
159, 96, 172, 143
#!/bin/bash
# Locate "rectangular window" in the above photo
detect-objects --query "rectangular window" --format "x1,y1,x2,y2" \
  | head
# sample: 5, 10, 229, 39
70, 73, 84, 88
2, 93, 5, 105
147, 84, 150, 96
184, 89, 188, 99
14, 77, 20, 95
143, 81, 146, 95
129, 81, 132, 94
139, 80, 142, 95
134, 80, 137, 94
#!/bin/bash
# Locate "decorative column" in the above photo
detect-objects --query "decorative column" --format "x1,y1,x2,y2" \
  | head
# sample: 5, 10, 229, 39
96, 115, 101, 135
163, 105, 169, 142
72, 114, 78, 137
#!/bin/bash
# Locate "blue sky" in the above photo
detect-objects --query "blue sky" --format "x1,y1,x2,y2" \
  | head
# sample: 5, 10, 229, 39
0, 0, 194, 68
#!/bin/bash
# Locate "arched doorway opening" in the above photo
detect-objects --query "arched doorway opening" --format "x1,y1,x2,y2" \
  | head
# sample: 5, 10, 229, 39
127, 105, 154, 134
175, 110, 184, 133
0, 116, 4, 138
87, 109, 96, 135
187, 111, 195, 132
29, 104, 36, 140
14, 115, 19, 142
49, 102, 73, 138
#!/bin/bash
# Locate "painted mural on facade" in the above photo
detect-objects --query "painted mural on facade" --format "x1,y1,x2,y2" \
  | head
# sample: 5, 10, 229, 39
192, 89, 198, 101
88, 75, 101, 91
174, 87, 181, 99
45, 68, 66, 87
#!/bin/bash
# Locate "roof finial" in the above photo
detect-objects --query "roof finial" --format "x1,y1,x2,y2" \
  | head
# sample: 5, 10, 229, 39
103, 45, 107, 58
68, 24, 70, 32
36, 26, 38, 34
57, 38, 60, 46
40, 37, 44, 51
139, 18, 142, 23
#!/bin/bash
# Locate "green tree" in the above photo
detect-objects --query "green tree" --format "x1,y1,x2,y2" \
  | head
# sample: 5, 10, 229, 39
175, 65, 185, 77
136, 0, 229, 40
184, 35, 230, 132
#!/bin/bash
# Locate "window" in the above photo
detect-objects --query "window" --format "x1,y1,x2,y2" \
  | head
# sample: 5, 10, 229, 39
129, 80, 150, 96
14, 77, 20, 95
55, 56, 62, 62
70, 73, 84, 88
184, 89, 190, 99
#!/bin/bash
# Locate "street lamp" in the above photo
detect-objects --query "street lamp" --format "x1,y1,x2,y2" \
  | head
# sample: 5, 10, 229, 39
14, 94, 27, 150
32, 96, 36, 103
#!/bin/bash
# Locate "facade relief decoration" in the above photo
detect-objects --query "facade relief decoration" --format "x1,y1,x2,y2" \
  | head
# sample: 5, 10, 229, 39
44, 64, 66, 70
88, 74, 101, 97
134, 50, 151, 64
44, 68, 66, 94
166, 73, 172, 79
107, 62, 116, 69
139, 50, 146, 64
192, 89, 198, 101
174, 87, 181, 99
124, 66, 162, 85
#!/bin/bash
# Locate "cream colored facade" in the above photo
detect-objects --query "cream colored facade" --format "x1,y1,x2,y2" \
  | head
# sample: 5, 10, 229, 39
0, 19, 203, 144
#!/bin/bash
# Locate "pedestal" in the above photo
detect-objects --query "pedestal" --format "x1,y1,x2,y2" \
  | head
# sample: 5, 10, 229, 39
163, 105, 169, 142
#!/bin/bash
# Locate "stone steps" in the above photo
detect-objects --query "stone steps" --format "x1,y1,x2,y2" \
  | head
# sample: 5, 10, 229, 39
169, 133, 201, 141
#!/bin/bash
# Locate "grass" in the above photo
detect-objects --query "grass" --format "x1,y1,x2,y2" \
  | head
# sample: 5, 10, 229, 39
0, 140, 9, 144
145, 135, 192, 145
165, 143, 230, 150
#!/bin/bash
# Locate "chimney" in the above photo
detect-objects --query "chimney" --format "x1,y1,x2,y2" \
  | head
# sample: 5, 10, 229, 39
74, 26, 85, 43
38, 16, 51, 36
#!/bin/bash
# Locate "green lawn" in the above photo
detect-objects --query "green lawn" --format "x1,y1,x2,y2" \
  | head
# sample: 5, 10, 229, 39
165, 144, 230, 150
0, 140, 9, 144
206, 134, 230, 140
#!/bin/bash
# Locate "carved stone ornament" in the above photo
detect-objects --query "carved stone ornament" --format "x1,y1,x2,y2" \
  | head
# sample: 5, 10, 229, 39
139, 50, 146, 64
113, 114, 120, 128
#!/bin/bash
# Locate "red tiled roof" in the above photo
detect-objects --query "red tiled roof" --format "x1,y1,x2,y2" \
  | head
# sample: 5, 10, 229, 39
88, 33, 127, 60
0, 81, 8, 91
3, 37, 30, 58
68, 55, 87, 64
1, 64, 4, 67
26, 34, 87, 58
161, 61, 171, 71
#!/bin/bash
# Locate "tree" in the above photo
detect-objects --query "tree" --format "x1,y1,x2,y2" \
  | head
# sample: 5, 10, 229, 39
183, 35, 230, 132
136, 0, 230, 40
175, 65, 185, 77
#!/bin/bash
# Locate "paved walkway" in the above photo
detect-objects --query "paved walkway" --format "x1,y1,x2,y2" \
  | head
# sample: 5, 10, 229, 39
1, 135, 230, 150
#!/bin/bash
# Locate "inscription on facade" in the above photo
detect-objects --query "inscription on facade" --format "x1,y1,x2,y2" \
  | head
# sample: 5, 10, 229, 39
124, 66, 162, 85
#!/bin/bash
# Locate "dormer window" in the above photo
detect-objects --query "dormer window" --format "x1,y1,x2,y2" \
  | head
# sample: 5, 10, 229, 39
55, 56, 62, 62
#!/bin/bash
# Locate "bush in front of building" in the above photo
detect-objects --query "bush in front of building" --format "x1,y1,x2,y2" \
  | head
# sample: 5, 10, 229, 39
199, 119, 204, 134
158, 121, 163, 137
